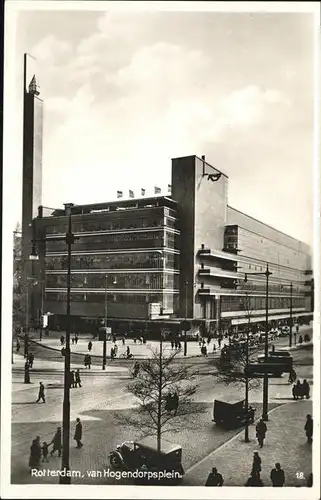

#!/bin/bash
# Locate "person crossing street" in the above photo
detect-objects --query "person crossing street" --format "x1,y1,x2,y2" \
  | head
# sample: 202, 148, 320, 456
74, 417, 83, 448
36, 382, 46, 403
270, 463, 285, 486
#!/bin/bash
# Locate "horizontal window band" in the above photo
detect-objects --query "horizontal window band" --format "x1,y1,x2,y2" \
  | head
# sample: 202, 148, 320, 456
46, 269, 180, 274
46, 227, 180, 239
45, 288, 179, 294
45, 248, 181, 256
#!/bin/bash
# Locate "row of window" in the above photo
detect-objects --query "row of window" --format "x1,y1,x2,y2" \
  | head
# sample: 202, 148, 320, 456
220, 295, 307, 312
45, 292, 176, 305
46, 231, 180, 252
45, 252, 180, 271
241, 282, 307, 294
45, 272, 179, 289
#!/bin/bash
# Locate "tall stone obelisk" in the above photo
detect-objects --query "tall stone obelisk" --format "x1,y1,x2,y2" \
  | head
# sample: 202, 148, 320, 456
21, 53, 43, 324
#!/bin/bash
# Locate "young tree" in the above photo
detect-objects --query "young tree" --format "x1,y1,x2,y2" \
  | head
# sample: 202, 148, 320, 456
117, 335, 200, 452
213, 289, 262, 442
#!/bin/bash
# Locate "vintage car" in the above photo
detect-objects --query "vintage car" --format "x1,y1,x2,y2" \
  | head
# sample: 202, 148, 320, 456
109, 436, 184, 483
213, 398, 256, 429
248, 354, 293, 377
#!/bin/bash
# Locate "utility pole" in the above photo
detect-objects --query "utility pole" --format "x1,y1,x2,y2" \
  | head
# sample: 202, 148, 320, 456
60, 209, 74, 484
184, 280, 188, 356
103, 274, 107, 370
262, 264, 271, 421
157, 329, 163, 453
289, 282, 293, 348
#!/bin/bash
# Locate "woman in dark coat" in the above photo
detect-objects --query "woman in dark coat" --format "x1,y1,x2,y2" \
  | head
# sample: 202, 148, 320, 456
74, 418, 83, 448
29, 436, 41, 471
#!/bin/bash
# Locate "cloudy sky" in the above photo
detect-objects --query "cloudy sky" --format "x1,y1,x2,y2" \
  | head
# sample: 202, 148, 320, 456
5, 3, 318, 246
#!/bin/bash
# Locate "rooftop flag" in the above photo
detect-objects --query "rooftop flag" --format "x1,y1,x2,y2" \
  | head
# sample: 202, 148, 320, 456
129, 190, 134, 198
141, 188, 146, 196
117, 190, 123, 198
154, 186, 161, 194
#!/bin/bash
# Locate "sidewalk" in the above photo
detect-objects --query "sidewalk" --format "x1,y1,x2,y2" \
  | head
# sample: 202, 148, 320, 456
184, 399, 313, 486
27, 331, 230, 359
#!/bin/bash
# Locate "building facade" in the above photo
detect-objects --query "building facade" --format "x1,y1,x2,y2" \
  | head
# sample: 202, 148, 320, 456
30, 155, 313, 335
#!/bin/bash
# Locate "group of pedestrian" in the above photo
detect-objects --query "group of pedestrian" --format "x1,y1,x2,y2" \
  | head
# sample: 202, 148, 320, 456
205, 460, 285, 488
170, 339, 182, 350
205, 414, 313, 487
28, 419, 83, 473
292, 379, 310, 400
69, 369, 82, 388
71, 334, 79, 345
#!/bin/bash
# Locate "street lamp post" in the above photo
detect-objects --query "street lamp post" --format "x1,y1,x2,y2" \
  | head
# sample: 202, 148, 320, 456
103, 274, 107, 370
184, 280, 188, 356
60, 208, 74, 484
244, 264, 272, 421
281, 282, 293, 347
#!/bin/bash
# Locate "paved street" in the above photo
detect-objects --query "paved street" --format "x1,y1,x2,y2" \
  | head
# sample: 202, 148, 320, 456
10, 329, 313, 486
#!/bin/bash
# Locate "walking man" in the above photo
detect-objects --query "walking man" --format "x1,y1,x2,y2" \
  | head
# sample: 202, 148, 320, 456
74, 417, 83, 448
88, 341, 92, 352
270, 463, 285, 486
36, 382, 46, 403
255, 418, 267, 448
305, 414, 313, 444
252, 452, 262, 474
75, 369, 82, 388
205, 467, 224, 486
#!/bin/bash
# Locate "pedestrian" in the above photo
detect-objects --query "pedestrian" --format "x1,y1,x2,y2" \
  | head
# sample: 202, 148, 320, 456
302, 379, 310, 399
42, 441, 49, 463
72, 337, 75, 345
218, 337, 222, 349
36, 382, 46, 403
87, 354, 92, 369
50, 427, 62, 457
298, 335, 303, 344
133, 362, 140, 378
245, 470, 263, 486
110, 347, 115, 360
74, 417, 83, 448
212, 343, 216, 353
205, 467, 224, 486
28, 436, 41, 472
122, 336, 125, 345
304, 414, 313, 444
270, 462, 285, 486
70, 370, 76, 388
252, 452, 262, 474
16, 339, 21, 353
28, 352, 34, 368
84, 354, 88, 368
75, 368, 82, 388
207, 335, 211, 345
126, 346, 132, 359
60, 335, 65, 345
255, 418, 267, 448
113, 334, 116, 343
75, 334, 79, 344
296, 380, 303, 399
171, 340, 174, 349
88, 341, 92, 352
288, 368, 297, 384
292, 384, 297, 400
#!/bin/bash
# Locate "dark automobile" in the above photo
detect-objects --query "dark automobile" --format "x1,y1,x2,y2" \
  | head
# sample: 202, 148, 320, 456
213, 398, 256, 429
269, 350, 291, 357
109, 437, 184, 484
248, 354, 293, 377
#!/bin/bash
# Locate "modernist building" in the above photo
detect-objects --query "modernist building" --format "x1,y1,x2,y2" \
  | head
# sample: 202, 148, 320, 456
30, 155, 313, 335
